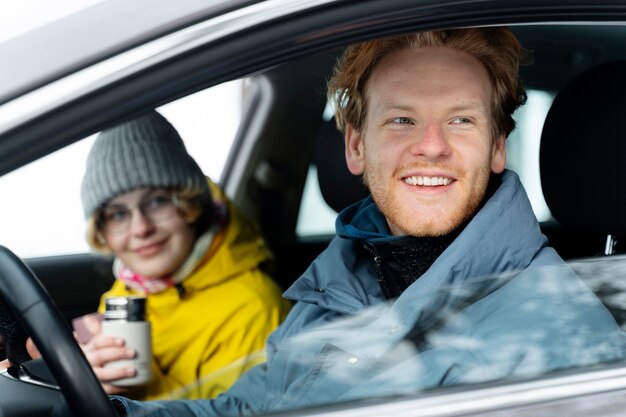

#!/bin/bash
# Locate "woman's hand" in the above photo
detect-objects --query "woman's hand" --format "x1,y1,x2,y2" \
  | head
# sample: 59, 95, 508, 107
78, 318, 137, 395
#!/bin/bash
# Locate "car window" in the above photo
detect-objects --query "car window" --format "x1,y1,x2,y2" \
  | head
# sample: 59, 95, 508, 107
0, 81, 243, 258
4, 8, 626, 416
296, 89, 554, 237
246, 255, 626, 415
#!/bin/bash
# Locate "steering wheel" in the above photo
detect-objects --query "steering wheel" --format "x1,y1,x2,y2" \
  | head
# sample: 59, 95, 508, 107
0, 245, 116, 417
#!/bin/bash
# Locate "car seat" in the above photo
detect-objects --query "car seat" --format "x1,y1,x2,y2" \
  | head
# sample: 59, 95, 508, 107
269, 118, 369, 290
540, 61, 626, 327
540, 61, 626, 256
314, 118, 369, 213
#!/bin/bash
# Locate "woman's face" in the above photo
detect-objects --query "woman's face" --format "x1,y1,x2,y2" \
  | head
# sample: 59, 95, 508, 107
100, 188, 196, 278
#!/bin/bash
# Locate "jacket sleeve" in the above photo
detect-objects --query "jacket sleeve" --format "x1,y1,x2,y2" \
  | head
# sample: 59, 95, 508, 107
110, 361, 271, 417
109, 282, 341, 416
109, 300, 307, 416
132, 359, 188, 400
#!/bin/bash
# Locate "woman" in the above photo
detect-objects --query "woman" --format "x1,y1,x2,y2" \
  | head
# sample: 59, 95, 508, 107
76, 110, 291, 400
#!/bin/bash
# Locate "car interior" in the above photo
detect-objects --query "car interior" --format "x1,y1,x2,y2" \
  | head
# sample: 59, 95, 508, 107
539, 58, 626, 328
2, 8, 626, 415
4, 23, 623, 329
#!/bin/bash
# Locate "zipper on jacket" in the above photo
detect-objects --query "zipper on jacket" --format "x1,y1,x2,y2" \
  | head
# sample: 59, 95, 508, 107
361, 242, 384, 287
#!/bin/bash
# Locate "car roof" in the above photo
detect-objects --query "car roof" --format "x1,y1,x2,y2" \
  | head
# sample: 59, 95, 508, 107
0, 0, 257, 104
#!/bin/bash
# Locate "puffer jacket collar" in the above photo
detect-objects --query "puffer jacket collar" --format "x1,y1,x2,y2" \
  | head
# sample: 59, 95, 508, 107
178, 180, 272, 294
284, 170, 547, 315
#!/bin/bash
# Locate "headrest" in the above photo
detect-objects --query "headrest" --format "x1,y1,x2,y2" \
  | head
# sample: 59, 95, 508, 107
314, 119, 369, 213
540, 61, 626, 236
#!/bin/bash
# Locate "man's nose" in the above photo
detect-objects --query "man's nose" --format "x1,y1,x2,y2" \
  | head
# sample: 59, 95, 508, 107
409, 123, 452, 159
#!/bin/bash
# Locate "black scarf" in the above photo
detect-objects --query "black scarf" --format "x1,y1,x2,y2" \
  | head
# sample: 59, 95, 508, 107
363, 174, 500, 300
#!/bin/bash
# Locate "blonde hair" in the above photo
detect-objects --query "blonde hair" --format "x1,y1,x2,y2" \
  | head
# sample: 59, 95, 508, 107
327, 27, 528, 139
86, 189, 206, 253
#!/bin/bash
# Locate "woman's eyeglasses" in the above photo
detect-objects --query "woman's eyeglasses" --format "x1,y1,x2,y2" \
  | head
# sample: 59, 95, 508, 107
98, 192, 179, 235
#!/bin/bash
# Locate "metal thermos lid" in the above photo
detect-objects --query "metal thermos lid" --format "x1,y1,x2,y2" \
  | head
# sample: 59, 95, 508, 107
104, 296, 147, 321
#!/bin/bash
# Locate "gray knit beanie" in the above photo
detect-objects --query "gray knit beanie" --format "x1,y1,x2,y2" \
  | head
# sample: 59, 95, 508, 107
81, 110, 210, 218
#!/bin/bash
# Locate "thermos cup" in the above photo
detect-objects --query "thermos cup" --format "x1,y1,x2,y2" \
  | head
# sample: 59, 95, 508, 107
101, 296, 152, 387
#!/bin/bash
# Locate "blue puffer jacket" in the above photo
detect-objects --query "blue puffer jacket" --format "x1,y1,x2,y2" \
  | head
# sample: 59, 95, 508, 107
115, 170, 626, 417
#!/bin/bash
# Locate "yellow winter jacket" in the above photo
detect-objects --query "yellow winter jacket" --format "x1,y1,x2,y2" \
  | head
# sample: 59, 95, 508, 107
98, 181, 291, 400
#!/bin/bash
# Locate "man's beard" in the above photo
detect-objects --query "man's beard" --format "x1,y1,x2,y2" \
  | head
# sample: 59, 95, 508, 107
363, 164, 491, 237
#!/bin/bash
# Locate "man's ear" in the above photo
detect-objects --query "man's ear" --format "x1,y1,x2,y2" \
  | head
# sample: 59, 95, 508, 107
490, 134, 506, 174
345, 124, 365, 175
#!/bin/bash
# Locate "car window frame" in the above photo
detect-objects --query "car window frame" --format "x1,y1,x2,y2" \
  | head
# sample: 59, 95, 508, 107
3, 1, 626, 416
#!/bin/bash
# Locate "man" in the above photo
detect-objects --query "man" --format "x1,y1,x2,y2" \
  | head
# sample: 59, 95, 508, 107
37, 27, 626, 415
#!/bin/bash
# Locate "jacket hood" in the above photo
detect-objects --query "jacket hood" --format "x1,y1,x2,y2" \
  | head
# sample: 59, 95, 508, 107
182, 179, 273, 292
335, 195, 394, 241
284, 170, 548, 314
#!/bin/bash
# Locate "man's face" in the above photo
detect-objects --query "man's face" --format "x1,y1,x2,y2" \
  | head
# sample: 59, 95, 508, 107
345, 46, 506, 236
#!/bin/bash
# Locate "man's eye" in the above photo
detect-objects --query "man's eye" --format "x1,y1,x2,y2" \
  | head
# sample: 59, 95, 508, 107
390, 117, 413, 125
451, 117, 472, 124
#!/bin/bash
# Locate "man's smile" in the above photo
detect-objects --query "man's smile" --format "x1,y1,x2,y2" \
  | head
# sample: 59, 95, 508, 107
402, 175, 453, 186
